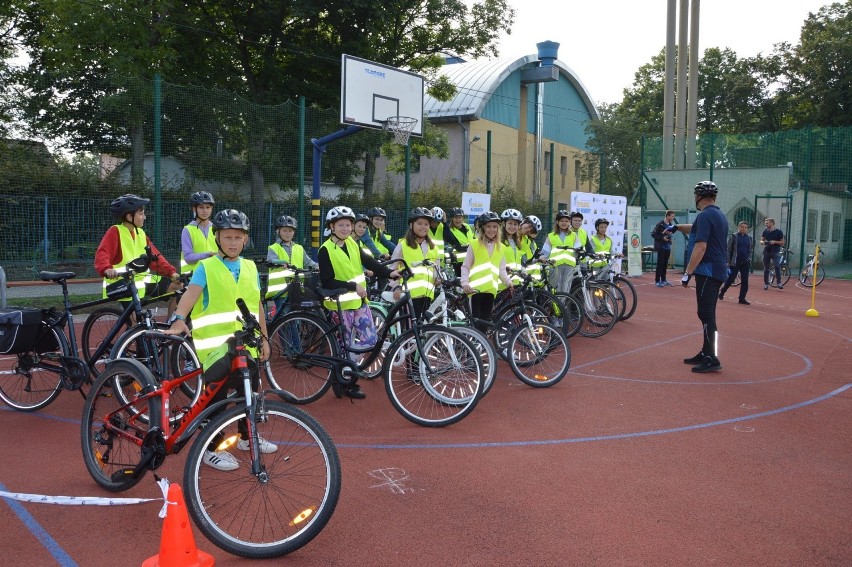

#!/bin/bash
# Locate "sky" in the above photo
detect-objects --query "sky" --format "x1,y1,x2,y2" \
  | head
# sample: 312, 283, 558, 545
493, 0, 835, 105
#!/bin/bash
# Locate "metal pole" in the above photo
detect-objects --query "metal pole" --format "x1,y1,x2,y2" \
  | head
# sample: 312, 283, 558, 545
486, 130, 492, 194
404, 143, 411, 214
548, 143, 555, 230
153, 74, 163, 242
0, 265, 7, 308
674, 0, 689, 169
43, 196, 49, 266
298, 96, 306, 243
685, 0, 701, 168
662, 0, 677, 170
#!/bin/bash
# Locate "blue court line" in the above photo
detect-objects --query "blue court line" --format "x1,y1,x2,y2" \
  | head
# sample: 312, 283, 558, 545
337, 383, 852, 450
0, 482, 78, 567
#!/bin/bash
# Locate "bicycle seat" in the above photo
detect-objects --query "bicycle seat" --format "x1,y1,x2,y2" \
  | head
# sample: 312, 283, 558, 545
39, 270, 77, 282
315, 286, 349, 298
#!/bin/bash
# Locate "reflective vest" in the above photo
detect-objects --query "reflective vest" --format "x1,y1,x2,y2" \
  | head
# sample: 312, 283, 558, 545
356, 238, 373, 257
430, 223, 449, 266
321, 237, 367, 311
103, 224, 150, 300
468, 240, 503, 296
180, 223, 217, 274
370, 228, 392, 255
518, 235, 541, 283
546, 232, 574, 267
190, 256, 260, 370
590, 234, 612, 268
565, 229, 590, 267
500, 240, 522, 290
400, 240, 439, 299
266, 242, 305, 298
449, 225, 472, 250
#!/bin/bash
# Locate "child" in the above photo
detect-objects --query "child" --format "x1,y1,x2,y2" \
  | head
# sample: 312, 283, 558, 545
389, 207, 440, 320
444, 207, 474, 277
179, 191, 217, 274
364, 206, 394, 259
460, 211, 513, 332
266, 214, 317, 310
538, 210, 574, 293
500, 208, 524, 289
590, 218, 615, 269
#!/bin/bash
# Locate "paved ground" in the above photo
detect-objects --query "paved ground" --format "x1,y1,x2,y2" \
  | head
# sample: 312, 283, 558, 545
1, 274, 850, 566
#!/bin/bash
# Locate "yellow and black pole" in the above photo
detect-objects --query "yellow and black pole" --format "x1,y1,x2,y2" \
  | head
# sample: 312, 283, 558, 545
805, 245, 820, 317
311, 198, 322, 249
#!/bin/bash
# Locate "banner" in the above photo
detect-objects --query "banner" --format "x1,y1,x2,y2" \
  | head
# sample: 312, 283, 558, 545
627, 206, 643, 277
461, 192, 491, 225
570, 191, 627, 271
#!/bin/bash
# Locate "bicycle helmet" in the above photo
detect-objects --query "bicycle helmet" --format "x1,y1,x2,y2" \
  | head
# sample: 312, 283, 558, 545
110, 194, 150, 219
354, 213, 370, 224
569, 211, 584, 220
275, 215, 297, 229
366, 206, 387, 218
501, 208, 523, 222
476, 211, 500, 228
409, 206, 434, 223
212, 209, 250, 233
326, 205, 356, 226
523, 215, 543, 233
448, 207, 466, 218
431, 207, 445, 222
555, 209, 571, 221
189, 191, 215, 206
694, 180, 718, 197
595, 218, 610, 228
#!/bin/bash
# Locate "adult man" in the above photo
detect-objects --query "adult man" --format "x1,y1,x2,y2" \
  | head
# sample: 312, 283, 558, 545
651, 210, 676, 287
669, 181, 728, 373
718, 221, 754, 304
761, 218, 785, 290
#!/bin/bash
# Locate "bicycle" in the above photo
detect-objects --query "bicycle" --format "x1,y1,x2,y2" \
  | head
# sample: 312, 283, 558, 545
591, 253, 638, 321
264, 259, 486, 427
0, 253, 200, 412
799, 248, 825, 287
81, 298, 340, 558
764, 246, 791, 288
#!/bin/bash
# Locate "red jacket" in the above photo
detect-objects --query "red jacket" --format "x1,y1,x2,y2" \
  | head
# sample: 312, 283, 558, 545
94, 225, 177, 277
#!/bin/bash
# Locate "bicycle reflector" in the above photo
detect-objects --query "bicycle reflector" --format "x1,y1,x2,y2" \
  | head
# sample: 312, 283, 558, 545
289, 506, 317, 527
216, 435, 240, 451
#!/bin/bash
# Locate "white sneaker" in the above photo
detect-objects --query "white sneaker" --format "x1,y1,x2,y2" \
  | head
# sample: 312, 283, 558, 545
204, 450, 239, 471
237, 436, 278, 453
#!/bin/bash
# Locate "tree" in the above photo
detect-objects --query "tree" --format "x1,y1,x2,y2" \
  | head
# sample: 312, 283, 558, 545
580, 103, 644, 197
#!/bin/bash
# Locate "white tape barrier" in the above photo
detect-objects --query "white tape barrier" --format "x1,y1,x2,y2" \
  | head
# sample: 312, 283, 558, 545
0, 477, 174, 518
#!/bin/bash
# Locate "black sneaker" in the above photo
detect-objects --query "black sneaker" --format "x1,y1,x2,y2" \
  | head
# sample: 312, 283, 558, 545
344, 384, 366, 399
763, 284, 769, 290
738, 299, 750, 305
683, 352, 705, 365
692, 356, 722, 373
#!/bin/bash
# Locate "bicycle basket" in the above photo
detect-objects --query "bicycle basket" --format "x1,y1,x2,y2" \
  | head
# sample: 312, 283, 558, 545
288, 272, 323, 308
105, 279, 132, 300
0, 307, 42, 354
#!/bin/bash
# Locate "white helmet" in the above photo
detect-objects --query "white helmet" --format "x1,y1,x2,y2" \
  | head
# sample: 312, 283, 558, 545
325, 206, 356, 226
501, 208, 523, 222
523, 215, 543, 233
431, 207, 445, 222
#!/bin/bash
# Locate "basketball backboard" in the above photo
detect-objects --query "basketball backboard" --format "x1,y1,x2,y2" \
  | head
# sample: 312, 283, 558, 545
341, 54, 425, 137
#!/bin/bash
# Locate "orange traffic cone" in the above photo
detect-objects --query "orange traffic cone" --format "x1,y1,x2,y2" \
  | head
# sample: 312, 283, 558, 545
142, 483, 215, 567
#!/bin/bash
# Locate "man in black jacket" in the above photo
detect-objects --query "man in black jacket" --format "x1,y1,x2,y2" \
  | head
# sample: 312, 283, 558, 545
718, 221, 754, 304
651, 210, 676, 286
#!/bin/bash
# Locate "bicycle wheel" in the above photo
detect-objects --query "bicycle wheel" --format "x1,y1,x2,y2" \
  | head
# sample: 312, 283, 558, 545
384, 325, 483, 427
264, 312, 335, 404
572, 284, 618, 338
358, 303, 399, 380
493, 302, 549, 359
80, 358, 160, 492
553, 292, 582, 338
0, 323, 66, 411
799, 264, 824, 287
533, 290, 572, 335
600, 281, 627, 321
80, 306, 127, 376
612, 275, 638, 320
110, 323, 202, 421
507, 321, 571, 387
183, 401, 340, 559
449, 324, 497, 396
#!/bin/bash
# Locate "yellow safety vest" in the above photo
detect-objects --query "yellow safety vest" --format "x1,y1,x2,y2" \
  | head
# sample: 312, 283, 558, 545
547, 233, 574, 267
357, 238, 373, 257
400, 240, 439, 299
180, 223, 217, 274
518, 235, 541, 284
103, 224, 150, 300
266, 242, 305, 298
565, 229, 589, 267
449, 225, 472, 249
370, 228, 392, 255
500, 240, 522, 290
590, 235, 612, 268
190, 256, 260, 370
321, 237, 367, 311
468, 240, 503, 296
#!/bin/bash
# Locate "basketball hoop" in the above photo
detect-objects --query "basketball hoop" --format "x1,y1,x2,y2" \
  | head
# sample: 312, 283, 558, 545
383, 116, 418, 146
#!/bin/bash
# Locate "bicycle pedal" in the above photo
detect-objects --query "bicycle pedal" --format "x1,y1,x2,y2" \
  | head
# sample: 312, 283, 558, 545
110, 469, 136, 482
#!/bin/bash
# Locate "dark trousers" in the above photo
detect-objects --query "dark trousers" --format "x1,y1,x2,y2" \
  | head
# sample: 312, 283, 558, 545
655, 248, 671, 283
693, 274, 722, 358
763, 251, 781, 285
469, 292, 495, 334
719, 261, 749, 300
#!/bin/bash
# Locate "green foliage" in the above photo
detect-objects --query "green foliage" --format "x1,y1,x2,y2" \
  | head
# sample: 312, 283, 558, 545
383, 119, 450, 174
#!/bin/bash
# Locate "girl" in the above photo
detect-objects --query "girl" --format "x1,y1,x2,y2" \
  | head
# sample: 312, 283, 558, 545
364, 206, 394, 259
266, 214, 317, 308
179, 191, 217, 275
500, 208, 524, 290
390, 207, 440, 320
461, 211, 513, 332
538, 210, 574, 293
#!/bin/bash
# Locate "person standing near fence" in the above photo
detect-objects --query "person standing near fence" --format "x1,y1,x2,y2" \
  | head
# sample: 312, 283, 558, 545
651, 210, 677, 287
669, 181, 728, 373
444, 207, 474, 277
760, 218, 785, 290
365, 207, 394, 260
180, 191, 217, 274
718, 221, 753, 304
389, 207, 440, 320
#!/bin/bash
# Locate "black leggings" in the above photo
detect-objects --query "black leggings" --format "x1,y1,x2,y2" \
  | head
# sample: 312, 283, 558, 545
469, 292, 495, 334
693, 274, 722, 357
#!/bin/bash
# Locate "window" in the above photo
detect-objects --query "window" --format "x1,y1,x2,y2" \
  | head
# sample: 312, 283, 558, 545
806, 209, 817, 242
732, 207, 753, 228
832, 213, 842, 242
574, 159, 581, 191
820, 211, 830, 242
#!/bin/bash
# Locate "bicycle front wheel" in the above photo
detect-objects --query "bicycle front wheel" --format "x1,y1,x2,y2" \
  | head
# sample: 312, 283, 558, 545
81, 306, 127, 376
799, 264, 825, 287
572, 283, 618, 338
449, 324, 497, 396
264, 312, 336, 404
613, 275, 638, 320
384, 325, 484, 427
507, 321, 571, 387
183, 402, 341, 559
0, 323, 66, 411
80, 358, 160, 492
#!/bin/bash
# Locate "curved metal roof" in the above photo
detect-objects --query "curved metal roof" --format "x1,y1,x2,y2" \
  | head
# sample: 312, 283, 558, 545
424, 54, 600, 122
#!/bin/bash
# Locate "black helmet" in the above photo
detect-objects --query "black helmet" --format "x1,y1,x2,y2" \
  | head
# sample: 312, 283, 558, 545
595, 218, 610, 228
449, 207, 466, 218
212, 209, 250, 233
476, 211, 500, 228
555, 209, 571, 221
275, 215, 297, 229
190, 191, 215, 206
354, 213, 370, 224
569, 211, 584, 220
694, 180, 718, 197
110, 194, 150, 219
409, 207, 434, 223
366, 206, 387, 218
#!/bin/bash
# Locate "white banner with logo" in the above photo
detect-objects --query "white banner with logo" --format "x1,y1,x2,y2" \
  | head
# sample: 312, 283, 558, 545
570, 191, 627, 271
461, 192, 491, 225
626, 206, 643, 276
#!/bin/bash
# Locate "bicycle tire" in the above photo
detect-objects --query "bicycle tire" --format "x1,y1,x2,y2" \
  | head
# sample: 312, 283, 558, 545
492, 302, 549, 359
730, 272, 742, 287
81, 306, 127, 376
0, 323, 66, 411
768, 262, 791, 288
600, 281, 627, 321
506, 321, 571, 387
572, 283, 618, 338
383, 325, 484, 427
264, 312, 336, 404
183, 401, 341, 558
448, 324, 497, 396
612, 275, 638, 320
799, 264, 825, 287
532, 289, 573, 336
359, 303, 399, 380
80, 358, 161, 492
553, 292, 582, 338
